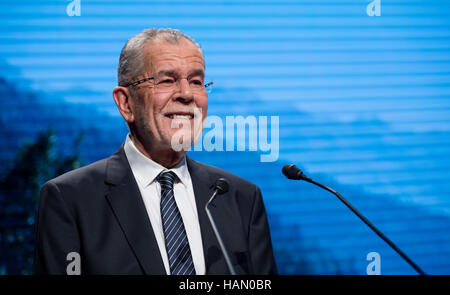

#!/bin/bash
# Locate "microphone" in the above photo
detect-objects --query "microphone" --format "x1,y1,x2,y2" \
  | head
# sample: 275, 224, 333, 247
282, 164, 426, 275
282, 164, 311, 181
205, 178, 237, 275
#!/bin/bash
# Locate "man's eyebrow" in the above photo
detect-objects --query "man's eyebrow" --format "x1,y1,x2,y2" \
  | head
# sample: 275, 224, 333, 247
189, 69, 205, 77
156, 70, 176, 77
155, 69, 205, 78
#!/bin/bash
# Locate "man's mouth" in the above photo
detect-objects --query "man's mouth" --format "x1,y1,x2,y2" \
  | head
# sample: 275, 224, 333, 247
165, 112, 194, 119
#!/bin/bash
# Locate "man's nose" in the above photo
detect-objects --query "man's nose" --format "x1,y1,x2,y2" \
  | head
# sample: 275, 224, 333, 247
175, 78, 194, 103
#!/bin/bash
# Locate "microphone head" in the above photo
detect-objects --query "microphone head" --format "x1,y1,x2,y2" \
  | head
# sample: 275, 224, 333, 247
282, 164, 305, 180
214, 178, 229, 194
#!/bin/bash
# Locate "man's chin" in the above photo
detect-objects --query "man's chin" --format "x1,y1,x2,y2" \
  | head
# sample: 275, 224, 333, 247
168, 130, 198, 152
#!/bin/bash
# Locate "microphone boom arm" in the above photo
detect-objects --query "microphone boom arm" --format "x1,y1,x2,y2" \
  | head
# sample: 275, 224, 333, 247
283, 164, 426, 275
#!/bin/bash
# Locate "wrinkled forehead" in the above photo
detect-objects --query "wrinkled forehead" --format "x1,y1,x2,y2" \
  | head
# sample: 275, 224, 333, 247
142, 38, 205, 75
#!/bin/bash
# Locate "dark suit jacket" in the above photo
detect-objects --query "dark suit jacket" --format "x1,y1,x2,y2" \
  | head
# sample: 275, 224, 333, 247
34, 145, 277, 275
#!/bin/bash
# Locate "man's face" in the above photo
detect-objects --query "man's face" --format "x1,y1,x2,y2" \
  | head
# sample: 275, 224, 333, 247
131, 39, 208, 152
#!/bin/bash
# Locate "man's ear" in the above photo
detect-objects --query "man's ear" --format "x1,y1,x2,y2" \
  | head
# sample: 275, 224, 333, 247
113, 86, 135, 123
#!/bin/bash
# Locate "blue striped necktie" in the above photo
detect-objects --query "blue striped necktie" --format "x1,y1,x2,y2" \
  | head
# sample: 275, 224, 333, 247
158, 171, 196, 275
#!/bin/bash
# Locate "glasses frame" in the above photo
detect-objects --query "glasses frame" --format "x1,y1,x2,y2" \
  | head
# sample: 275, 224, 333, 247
122, 76, 213, 94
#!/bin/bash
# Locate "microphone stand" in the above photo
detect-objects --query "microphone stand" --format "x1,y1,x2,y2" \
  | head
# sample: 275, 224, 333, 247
205, 190, 237, 275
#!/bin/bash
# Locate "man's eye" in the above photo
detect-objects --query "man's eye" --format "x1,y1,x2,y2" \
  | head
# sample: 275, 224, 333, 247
190, 79, 203, 86
159, 79, 174, 84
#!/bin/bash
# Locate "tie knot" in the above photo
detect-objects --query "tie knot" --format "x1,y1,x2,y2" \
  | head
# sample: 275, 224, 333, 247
158, 171, 177, 190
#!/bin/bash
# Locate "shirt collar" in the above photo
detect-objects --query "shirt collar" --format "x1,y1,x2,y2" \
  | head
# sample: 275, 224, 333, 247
123, 134, 190, 188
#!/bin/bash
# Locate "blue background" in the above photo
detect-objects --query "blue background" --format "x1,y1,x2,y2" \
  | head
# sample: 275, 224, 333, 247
1, 0, 449, 274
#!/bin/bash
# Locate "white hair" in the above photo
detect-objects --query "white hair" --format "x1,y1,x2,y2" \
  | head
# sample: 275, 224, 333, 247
117, 28, 203, 86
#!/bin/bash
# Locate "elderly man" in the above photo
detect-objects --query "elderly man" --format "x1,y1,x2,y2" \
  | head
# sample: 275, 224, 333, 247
34, 28, 277, 275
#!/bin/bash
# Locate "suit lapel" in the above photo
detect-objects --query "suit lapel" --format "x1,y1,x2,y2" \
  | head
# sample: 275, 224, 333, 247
104, 146, 166, 275
187, 156, 230, 275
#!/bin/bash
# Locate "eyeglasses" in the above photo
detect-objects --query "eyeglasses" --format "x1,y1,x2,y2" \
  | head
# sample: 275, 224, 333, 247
122, 75, 213, 94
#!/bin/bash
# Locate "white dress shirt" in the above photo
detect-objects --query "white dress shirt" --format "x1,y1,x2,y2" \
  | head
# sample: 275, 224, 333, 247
123, 135, 206, 275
